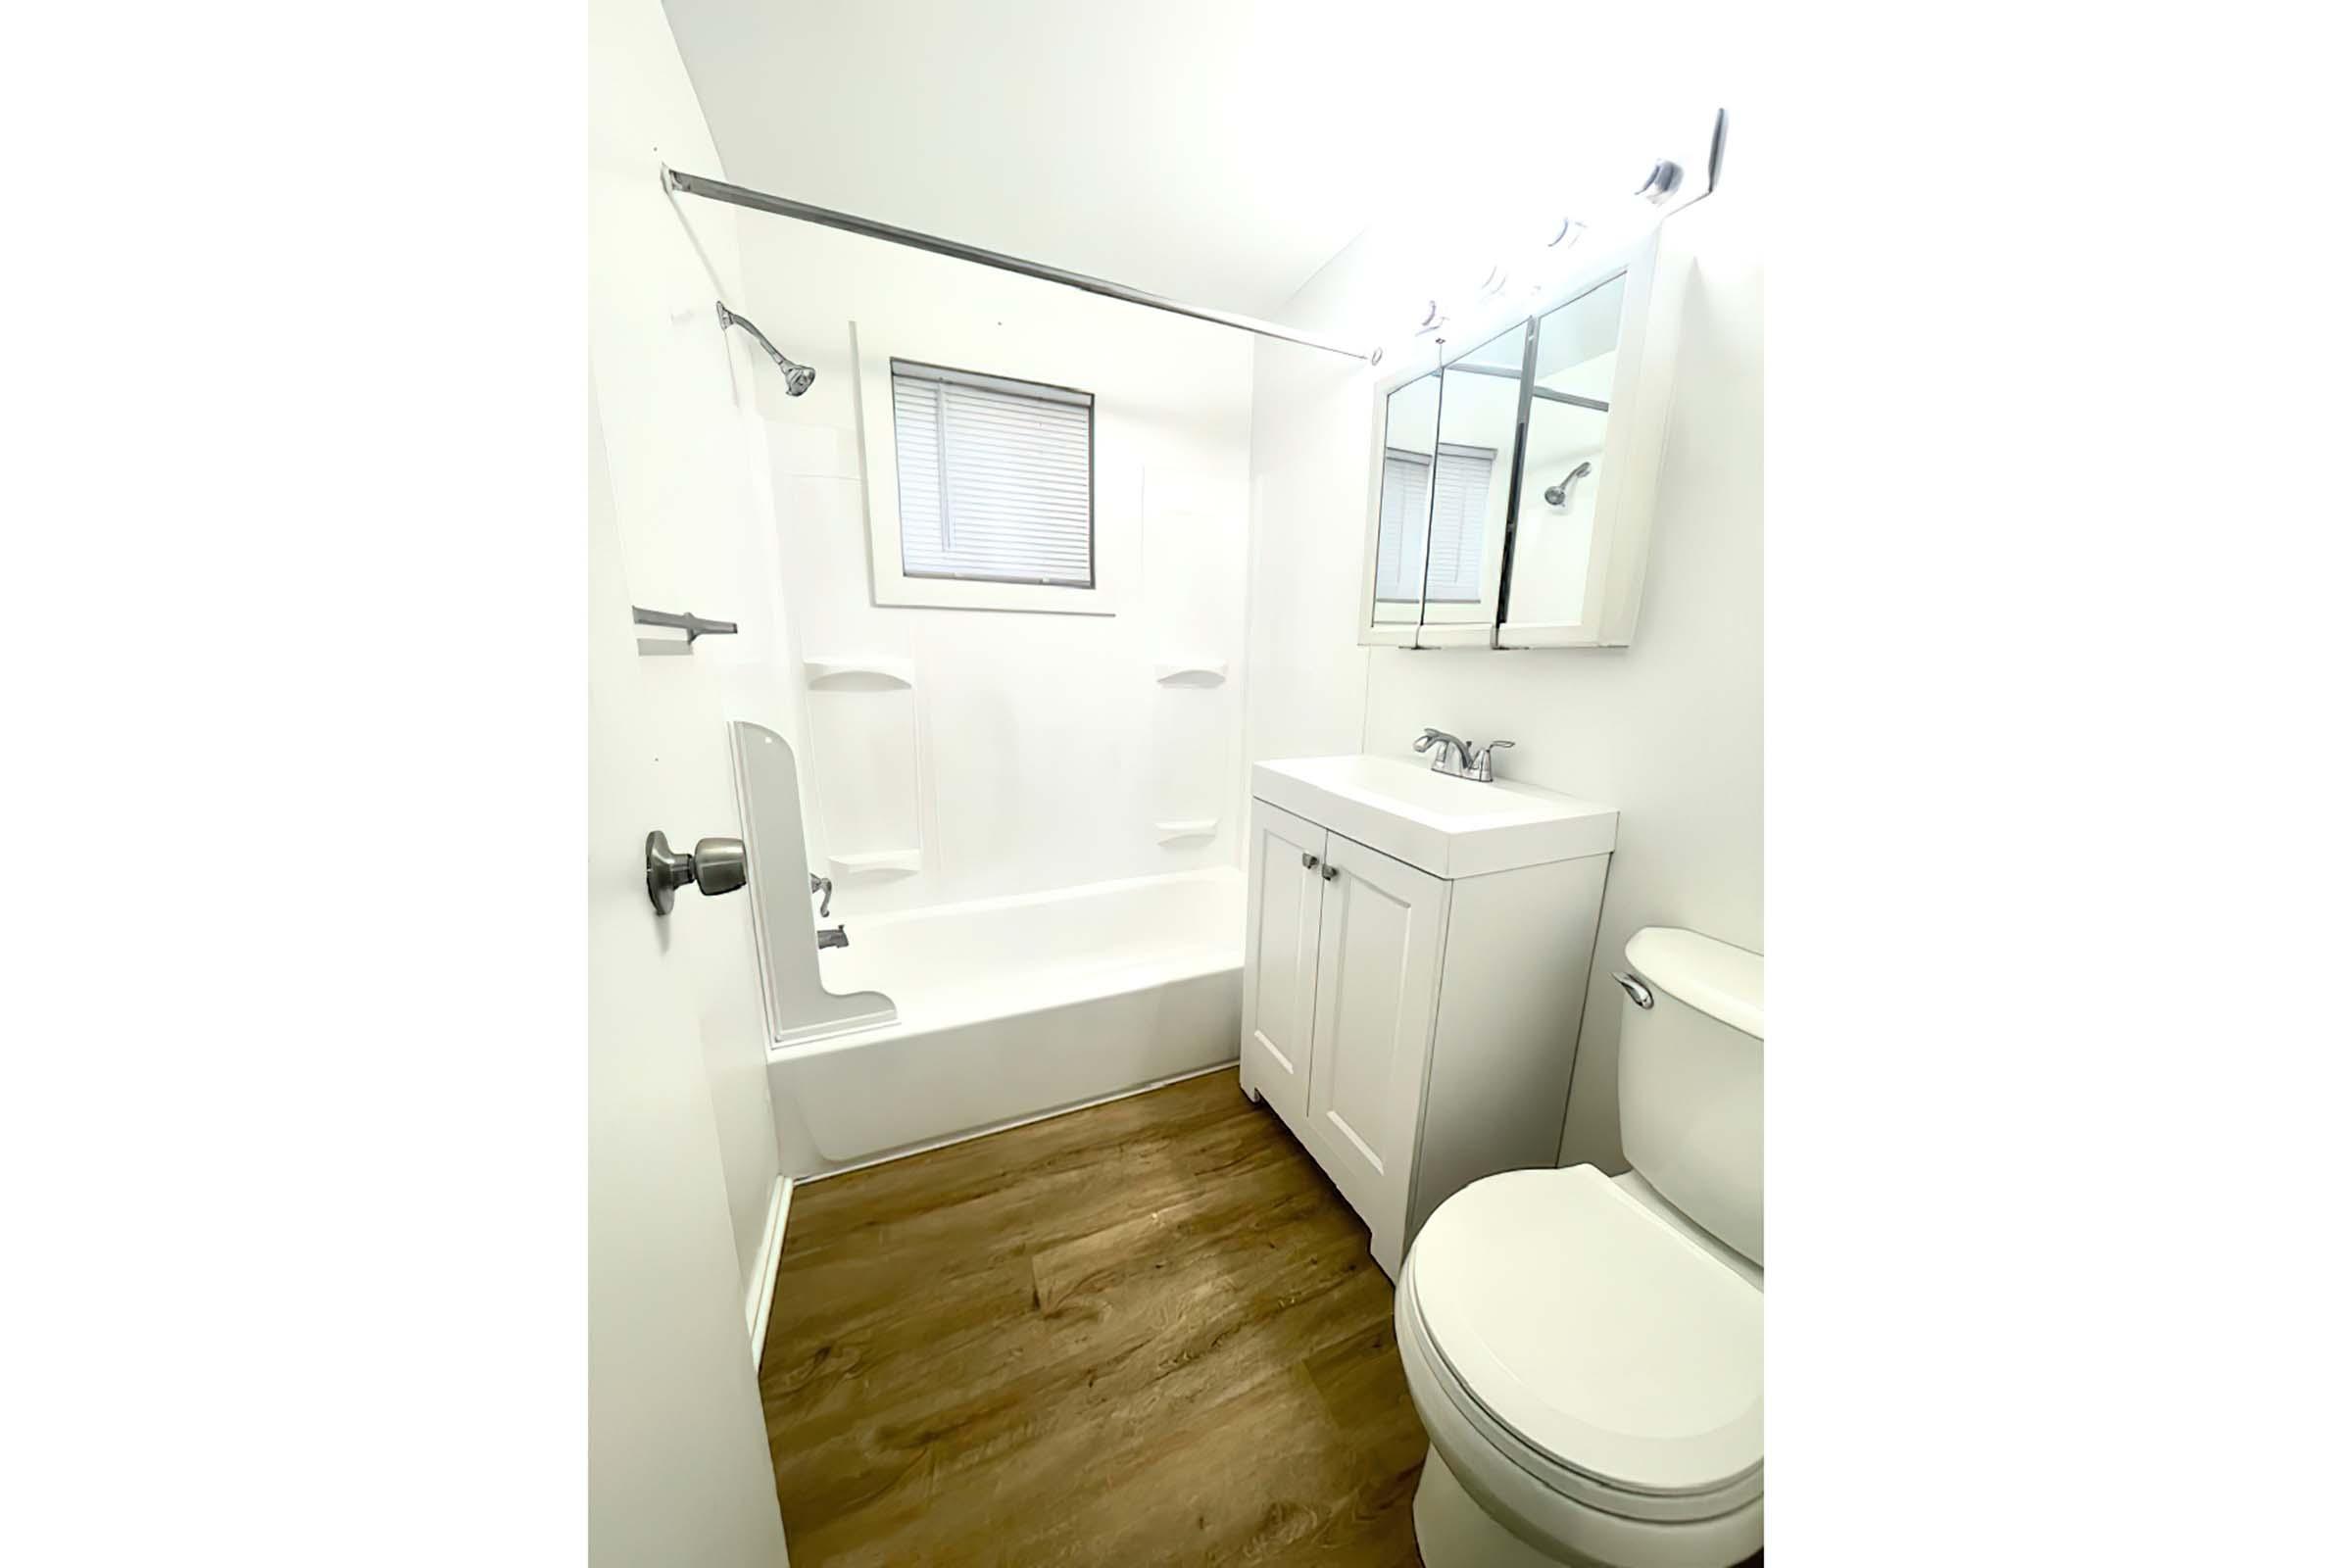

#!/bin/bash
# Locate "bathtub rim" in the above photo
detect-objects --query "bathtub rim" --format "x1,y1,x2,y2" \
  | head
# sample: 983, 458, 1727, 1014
780, 864, 1245, 1063
832, 862, 1244, 937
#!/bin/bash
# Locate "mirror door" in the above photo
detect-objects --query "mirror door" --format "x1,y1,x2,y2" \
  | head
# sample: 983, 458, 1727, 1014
1364, 368, 1441, 643
1497, 225, 1684, 648
1499, 271, 1625, 635
1421, 322, 1532, 644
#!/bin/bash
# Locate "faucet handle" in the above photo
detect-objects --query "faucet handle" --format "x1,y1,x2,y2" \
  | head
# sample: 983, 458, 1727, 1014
1468, 739, 1516, 780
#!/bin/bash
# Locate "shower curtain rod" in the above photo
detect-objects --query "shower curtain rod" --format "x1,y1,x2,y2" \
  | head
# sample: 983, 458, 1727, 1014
662, 167, 1379, 365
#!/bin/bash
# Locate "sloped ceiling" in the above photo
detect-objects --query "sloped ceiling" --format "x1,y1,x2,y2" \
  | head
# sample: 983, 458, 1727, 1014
663, 0, 1715, 321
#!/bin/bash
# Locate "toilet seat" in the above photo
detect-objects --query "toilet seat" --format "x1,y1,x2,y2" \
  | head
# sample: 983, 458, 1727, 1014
1403, 1165, 1763, 1524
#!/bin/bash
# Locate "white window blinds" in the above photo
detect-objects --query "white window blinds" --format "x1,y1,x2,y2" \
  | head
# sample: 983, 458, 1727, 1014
1374, 449, 1432, 602
1426, 443, 1494, 603
891, 361, 1095, 588
1375, 444, 1493, 605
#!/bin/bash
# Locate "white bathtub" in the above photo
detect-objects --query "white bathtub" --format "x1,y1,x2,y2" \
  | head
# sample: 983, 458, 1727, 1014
767, 867, 1245, 1177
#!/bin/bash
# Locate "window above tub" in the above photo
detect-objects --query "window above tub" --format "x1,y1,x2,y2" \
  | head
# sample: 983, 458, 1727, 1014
889, 361, 1095, 591
853, 334, 1109, 615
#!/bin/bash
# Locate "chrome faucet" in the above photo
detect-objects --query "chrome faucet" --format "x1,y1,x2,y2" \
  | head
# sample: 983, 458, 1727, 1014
815, 924, 849, 950
1415, 728, 1516, 782
1415, 728, 1476, 777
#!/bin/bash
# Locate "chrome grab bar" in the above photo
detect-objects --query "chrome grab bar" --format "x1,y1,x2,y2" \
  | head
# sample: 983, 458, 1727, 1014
631, 606, 738, 644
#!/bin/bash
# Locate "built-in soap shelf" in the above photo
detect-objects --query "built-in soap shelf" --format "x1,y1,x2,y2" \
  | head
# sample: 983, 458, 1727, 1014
1152, 660, 1227, 687
1153, 817, 1218, 844
804, 657, 914, 690
827, 848, 921, 876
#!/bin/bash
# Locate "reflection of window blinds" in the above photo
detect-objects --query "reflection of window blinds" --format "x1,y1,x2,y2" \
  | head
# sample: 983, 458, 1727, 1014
1426, 444, 1494, 603
1375, 450, 1432, 601
892, 361, 1095, 586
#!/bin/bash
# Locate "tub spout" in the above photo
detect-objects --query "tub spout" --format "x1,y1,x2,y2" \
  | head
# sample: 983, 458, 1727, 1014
816, 924, 850, 950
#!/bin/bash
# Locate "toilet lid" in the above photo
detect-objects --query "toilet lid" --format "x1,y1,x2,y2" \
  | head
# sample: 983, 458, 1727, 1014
1409, 1166, 1763, 1498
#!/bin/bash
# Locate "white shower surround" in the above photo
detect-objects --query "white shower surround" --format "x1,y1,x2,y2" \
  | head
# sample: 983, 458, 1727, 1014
767, 867, 1245, 1178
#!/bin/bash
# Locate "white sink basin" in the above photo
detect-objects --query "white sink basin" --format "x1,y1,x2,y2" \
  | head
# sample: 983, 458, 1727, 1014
1251, 755, 1617, 878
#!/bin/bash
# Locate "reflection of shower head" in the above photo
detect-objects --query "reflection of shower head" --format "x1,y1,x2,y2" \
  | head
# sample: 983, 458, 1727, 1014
715, 300, 816, 397
1543, 462, 1592, 507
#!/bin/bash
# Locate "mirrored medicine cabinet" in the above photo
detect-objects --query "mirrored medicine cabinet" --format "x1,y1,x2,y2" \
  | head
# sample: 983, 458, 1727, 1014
1358, 223, 1687, 649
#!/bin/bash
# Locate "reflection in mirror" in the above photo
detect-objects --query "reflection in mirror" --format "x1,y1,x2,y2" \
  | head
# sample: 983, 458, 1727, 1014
1371, 371, 1440, 625
1503, 273, 1626, 629
1427, 324, 1529, 628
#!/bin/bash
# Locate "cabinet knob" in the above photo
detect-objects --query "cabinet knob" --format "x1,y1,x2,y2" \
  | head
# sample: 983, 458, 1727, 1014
1300, 852, 1320, 871
1320, 862, 1340, 881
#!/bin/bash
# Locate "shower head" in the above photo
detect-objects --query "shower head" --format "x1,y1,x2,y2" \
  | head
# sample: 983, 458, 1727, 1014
715, 300, 817, 397
1543, 462, 1592, 508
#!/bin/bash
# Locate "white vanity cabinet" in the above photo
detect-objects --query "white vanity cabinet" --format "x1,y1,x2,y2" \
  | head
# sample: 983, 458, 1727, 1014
1240, 756, 1617, 1277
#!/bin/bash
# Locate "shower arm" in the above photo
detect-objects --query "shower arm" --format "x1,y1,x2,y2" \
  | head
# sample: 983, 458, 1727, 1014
714, 301, 814, 393
1544, 462, 1593, 508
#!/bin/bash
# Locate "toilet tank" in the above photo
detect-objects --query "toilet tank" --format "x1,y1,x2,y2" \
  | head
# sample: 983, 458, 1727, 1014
1617, 927, 1764, 1266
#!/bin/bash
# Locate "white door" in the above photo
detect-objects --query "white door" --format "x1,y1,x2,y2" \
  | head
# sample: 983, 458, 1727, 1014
1303, 832, 1449, 1278
1241, 800, 1327, 1126
590, 0, 783, 1332
590, 395, 788, 1567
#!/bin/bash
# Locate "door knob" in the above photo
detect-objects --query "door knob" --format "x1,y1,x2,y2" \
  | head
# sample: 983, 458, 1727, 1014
645, 830, 749, 915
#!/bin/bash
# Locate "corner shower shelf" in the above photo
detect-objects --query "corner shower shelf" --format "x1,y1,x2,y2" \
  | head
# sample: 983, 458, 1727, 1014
1152, 661, 1227, 686
1153, 817, 1219, 844
804, 657, 915, 689
828, 849, 921, 876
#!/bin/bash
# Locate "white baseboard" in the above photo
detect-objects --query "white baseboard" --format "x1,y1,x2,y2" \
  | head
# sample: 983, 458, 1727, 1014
746, 1174, 792, 1369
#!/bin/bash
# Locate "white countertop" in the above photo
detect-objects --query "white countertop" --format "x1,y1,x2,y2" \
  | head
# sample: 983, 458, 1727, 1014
1251, 755, 1617, 878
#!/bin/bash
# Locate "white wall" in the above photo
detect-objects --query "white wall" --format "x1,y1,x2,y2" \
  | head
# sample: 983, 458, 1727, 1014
1244, 190, 1761, 1170
721, 215, 1258, 918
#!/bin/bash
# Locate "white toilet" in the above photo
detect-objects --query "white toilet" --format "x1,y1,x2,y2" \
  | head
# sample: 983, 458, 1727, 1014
1396, 926, 1763, 1568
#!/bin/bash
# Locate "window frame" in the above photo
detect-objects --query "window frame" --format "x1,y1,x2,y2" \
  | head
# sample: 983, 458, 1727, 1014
888, 358, 1098, 591
854, 325, 1116, 616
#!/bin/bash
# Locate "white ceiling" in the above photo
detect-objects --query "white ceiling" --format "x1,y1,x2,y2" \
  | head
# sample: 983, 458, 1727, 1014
663, 0, 1721, 320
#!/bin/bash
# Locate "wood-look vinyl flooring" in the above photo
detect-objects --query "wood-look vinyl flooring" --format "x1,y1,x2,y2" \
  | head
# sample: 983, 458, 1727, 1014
757, 1067, 1428, 1566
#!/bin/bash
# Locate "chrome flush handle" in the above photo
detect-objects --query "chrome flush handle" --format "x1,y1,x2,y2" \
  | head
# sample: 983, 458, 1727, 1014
1613, 971, 1654, 1008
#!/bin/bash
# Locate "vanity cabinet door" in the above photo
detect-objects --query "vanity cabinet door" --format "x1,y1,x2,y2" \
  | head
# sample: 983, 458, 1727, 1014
1242, 800, 1328, 1127
1303, 833, 1449, 1277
